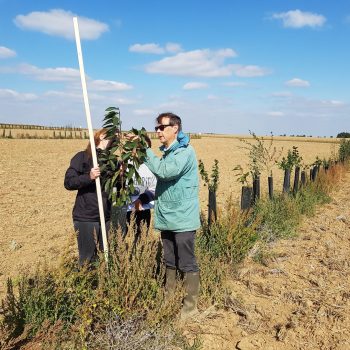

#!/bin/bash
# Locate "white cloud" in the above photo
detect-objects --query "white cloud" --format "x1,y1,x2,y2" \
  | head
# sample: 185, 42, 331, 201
113, 97, 137, 105
45, 90, 82, 99
322, 99, 345, 107
272, 9, 326, 28
267, 111, 285, 117
14, 9, 109, 40
133, 109, 155, 116
44, 90, 135, 104
285, 78, 310, 87
223, 81, 247, 87
183, 82, 208, 90
2, 64, 132, 91
129, 43, 165, 54
0, 88, 37, 101
129, 42, 182, 54
0, 46, 16, 58
233, 65, 271, 77
16, 63, 80, 81
145, 48, 237, 77
88, 79, 133, 91
272, 91, 293, 97
165, 43, 182, 53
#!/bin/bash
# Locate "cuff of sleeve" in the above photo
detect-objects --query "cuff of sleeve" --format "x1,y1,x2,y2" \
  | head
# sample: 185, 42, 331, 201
80, 173, 93, 186
138, 193, 150, 205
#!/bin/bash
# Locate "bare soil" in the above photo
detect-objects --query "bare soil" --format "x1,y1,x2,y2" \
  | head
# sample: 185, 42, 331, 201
0, 137, 335, 295
0, 138, 347, 350
182, 170, 350, 350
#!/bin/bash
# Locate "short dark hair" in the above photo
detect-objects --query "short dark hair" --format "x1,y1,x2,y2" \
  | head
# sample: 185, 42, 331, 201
156, 112, 182, 131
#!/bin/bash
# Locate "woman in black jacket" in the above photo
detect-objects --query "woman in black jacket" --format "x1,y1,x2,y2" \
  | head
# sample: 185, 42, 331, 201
64, 129, 112, 266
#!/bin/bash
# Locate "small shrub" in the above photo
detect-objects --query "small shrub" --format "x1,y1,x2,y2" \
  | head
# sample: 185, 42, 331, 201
197, 198, 259, 265
339, 138, 350, 161
87, 315, 201, 350
253, 195, 301, 241
277, 146, 302, 171
0, 227, 182, 348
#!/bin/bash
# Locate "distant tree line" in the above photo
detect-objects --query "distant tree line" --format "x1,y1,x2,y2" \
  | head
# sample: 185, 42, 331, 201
0, 123, 83, 131
337, 132, 350, 138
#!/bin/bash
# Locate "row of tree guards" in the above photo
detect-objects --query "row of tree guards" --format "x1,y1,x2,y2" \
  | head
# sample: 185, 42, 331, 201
240, 164, 324, 210
203, 160, 343, 226
250, 161, 341, 211
0, 129, 90, 139
200, 135, 350, 227
0, 123, 85, 130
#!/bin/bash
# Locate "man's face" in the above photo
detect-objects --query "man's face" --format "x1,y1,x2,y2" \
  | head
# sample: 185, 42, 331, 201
155, 117, 178, 146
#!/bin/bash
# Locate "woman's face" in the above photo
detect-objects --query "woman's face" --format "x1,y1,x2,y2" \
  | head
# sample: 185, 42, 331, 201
97, 133, 109, 150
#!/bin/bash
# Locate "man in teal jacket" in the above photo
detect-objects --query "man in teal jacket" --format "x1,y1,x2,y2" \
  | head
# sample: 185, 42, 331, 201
144, 112, 200, 320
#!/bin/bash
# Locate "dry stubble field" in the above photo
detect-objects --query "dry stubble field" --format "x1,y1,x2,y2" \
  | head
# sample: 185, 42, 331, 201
0, 137, 338, 297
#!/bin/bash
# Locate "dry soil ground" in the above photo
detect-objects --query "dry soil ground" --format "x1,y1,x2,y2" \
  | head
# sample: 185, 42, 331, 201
0, 137, 336, 296
183, 170, 350, 350
0, 137, 347, 350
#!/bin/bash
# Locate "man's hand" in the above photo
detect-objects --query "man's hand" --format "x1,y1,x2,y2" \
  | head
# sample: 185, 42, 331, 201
119, 163, 127, 174
89, 166, 101, 180
124, 133, 140, 141
133, 199, 144, 211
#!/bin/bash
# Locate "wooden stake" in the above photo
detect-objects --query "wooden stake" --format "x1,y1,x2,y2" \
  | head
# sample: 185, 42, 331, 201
73, 17, 109, 262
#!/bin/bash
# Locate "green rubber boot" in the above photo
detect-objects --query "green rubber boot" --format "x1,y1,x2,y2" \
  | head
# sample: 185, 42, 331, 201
165, 268, 176, 300
180, 272, 200, 320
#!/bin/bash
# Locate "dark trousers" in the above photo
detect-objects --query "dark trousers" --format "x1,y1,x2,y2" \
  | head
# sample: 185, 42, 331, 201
73, 221, 110, 266
161, 230, 199, 273
127, 209, 151, 238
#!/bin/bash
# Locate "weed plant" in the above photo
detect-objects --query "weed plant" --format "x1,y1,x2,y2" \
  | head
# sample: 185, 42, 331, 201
339, 138, 350, 161
199, 160, 345, 274
0, 226, 187, 349
86, 315, 202, 350
197, 199, 259, 265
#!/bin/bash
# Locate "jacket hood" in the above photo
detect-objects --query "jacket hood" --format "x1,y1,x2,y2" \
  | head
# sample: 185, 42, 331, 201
177, 130, 190, 148
159, 131, 190, 153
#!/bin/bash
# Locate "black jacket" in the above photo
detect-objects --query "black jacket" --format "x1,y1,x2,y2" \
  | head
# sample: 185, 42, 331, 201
64, 151, 111, 222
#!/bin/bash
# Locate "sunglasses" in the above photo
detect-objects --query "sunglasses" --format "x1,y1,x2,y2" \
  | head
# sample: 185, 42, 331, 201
154, 124, 172, 131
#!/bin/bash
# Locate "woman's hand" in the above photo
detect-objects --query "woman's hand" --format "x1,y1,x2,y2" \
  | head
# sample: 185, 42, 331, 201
89, 166, 101, 180
133, 199, 144, 211
124, 133, 140, 141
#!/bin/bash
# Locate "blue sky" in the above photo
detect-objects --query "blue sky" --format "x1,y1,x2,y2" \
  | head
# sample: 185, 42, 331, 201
0, 0, 349, 136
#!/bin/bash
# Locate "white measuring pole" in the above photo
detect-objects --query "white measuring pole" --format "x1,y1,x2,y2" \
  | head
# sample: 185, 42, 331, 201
73, 17, 109, 262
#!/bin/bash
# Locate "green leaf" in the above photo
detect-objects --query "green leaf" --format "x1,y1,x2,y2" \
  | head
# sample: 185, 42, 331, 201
121, 152, 131, 161
127, 167, 135, 180
105, 106, 119, 112
135, 171, 142, 184
108, 160, 116, 171
104, 178, 111, 192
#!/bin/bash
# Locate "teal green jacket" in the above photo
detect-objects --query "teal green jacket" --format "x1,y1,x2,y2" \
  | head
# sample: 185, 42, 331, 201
144, 137, 200, 232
